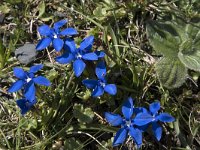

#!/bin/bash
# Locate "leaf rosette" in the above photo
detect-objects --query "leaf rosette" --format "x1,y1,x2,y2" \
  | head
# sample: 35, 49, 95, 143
147, 19, 200, 88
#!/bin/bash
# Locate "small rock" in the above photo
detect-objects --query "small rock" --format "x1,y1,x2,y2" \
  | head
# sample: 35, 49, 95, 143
15, 43, 37, 64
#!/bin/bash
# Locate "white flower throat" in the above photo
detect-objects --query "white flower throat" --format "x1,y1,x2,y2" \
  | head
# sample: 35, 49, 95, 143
53, 34, 58, 38
26, 77, 32, 83
126, 120, 132, 127
76, 53, 82, 59
100, 82, 106, 87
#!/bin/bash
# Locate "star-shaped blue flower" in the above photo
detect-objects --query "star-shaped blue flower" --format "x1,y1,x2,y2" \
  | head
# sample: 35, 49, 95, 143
16, 98, 37, 115
36, 19, 78, 51
8, 64, 51, 102
105, 97, 153, 147
82, 61, 117, 97
55, 36, 98, 77
146, 102, 175, 141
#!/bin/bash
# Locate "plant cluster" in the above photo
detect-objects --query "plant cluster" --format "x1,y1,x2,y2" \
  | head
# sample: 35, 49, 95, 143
1, 0, 199, 149
6, 18, 175, 148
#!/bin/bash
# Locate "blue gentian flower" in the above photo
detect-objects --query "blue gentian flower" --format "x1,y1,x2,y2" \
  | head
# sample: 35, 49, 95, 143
8, 64, 51, 101
55, 36, 98, 77
82, 61, 117, 97
146, 102, 175, 141
16, 98, 37, 115
105, 97, 153, 147
36, 19, 78, 51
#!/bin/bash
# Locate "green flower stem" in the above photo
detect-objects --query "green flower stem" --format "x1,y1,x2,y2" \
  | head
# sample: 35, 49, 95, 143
66, 71, 75, 89
117, 85, 137, 93
68, 124, 118, 133
70, 131, 109, 150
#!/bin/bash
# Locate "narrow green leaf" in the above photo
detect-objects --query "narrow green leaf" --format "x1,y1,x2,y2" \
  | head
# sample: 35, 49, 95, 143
41, 16, 54, 22
108, 25, 120, 62
37, 1, 45, 18
174, 119, 192, 150
0, 39, 5, 69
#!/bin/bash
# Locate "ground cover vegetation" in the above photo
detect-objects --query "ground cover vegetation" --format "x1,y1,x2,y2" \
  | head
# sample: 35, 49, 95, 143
0, 0, 200, 149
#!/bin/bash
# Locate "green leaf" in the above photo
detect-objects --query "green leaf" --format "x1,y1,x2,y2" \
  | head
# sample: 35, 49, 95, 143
46, 68, 58, 81
0, 3, 11, 14
64, 138, 83, 150
0, 39, 5, 69
76, 89, 91, 101
108, 25, 120, 62
103, 0, 115, 6
178, 33, 200, 71
147, 20, 200, 88
20, 118, 37, 130
155, 57, 188, 88
93, 6, 107, 19
73, 104, 94, 124
146, 21, 181, 57
27, 119, 37, 130
37, 1, 45, 18
41, 16, 54, 22
97, 139, 112, 150
5, 0, 21, 4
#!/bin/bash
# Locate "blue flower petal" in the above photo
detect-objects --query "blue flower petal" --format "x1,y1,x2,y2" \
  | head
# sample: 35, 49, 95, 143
16, 99, 31, 115
134, 113, 154, 126
16, 98, 36, 115
29, 64, 43, 73
24, 80, 36, 102
152, 122, 162, 141
53, 19, 67, 30
73, 59, 86, 77
79, 36, 94, 51
82, 79, 98, 89
84, 44, 93, 52
104, 84, 117, 95
157, 113, 175, 122
55, 51, 74, 64
13, 68, 26, 79
149, 101, 160, 115
53, 38, 64, 51
65, 38, 77, 53
36, 37, 52, 50
91, 85, 104, 97
82, 52, 98, 60
134, 107, 148, 114
129, 126, 142, 147
105, 112, 123, 126
33, 76, 51, 86
95, 61, 106, 79
122, 97, 134, 120
60, 28, 78, 36
8, 80, 24, 92
95, 50, 105, 58
38, 25, 51, 36
113, 128, 127, 146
